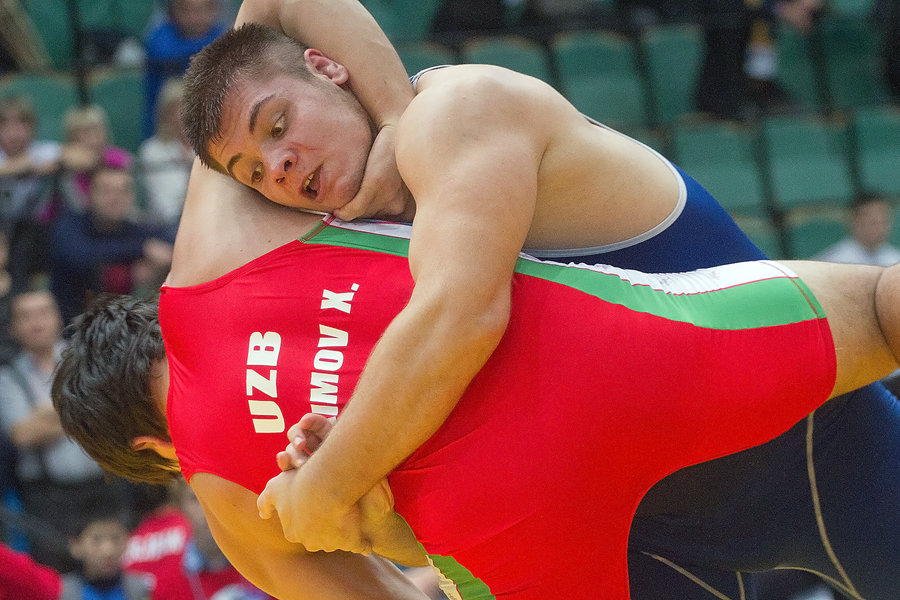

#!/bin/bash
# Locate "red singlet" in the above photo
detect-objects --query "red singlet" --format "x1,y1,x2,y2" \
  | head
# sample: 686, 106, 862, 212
160, 218, 836, 600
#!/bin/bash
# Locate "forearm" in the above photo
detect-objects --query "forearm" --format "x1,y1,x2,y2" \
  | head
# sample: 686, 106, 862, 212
304, 292, 509, 510
196, 474, 429, 600
236, 0, 414, 127
875, 262, 900, 366
368, 511, 429, 568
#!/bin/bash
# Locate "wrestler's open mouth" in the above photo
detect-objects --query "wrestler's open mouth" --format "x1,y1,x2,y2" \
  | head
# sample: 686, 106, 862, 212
302, 168, 320, 198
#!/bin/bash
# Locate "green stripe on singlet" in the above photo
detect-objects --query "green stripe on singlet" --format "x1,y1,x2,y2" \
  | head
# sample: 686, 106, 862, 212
303, 221, 826, 330
427, 555, 496, 600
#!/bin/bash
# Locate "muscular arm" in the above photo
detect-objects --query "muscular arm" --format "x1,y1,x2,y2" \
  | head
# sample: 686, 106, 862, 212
783, 260, 900, 397
191, 473, 429, 600
235, 0, 413, 128
259, 76, 548, 551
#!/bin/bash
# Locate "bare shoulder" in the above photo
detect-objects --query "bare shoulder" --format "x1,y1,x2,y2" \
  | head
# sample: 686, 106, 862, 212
167, 161, 322, 287
396, 65, 567, 173
407, 64, 562, 122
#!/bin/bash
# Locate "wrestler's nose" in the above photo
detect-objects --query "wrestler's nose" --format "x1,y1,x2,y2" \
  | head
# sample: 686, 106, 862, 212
267, 150, 294, 185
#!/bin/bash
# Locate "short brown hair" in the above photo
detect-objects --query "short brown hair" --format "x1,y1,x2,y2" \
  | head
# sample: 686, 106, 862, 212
52, 294, 177, 484
0, 94, 36, 127
180, 23, 313, 172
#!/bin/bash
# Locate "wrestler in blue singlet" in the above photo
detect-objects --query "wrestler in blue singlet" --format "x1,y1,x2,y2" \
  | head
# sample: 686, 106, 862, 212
544, 142, 900, 600
413, 64, 900, 600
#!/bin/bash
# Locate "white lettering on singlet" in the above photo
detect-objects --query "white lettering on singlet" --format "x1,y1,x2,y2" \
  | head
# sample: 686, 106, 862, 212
247, 331, 284, 433
123, 527, 187, 564
310, 285, 358, 417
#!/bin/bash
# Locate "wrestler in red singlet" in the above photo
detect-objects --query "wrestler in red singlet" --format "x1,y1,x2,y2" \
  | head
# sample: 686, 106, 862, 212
160, 217, 836, 600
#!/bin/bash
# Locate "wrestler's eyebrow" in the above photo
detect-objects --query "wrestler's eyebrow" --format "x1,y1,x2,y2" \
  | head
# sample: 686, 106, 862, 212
224, 94, 275, 179
248, 94, 275, 134
226, 153, 242, 178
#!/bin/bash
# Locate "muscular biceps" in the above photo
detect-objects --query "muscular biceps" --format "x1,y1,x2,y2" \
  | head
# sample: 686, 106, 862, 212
235, 0, 413, 127
190, 473, 428, 600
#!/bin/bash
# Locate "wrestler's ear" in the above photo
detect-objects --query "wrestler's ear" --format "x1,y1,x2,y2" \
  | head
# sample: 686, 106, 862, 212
132, 436, 178, 463
303, 48, 349, 85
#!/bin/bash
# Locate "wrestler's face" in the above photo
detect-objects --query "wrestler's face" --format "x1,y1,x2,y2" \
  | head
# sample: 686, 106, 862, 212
208, 50, 374, 213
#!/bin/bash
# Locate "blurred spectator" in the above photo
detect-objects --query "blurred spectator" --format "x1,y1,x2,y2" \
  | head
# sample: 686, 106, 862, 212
123, 483, 192, 600
814, 193, 900, 266
0, 232, 19, 364
138, 78, 193, 230
876, 0, 900, 99
173, 480, 272, 599
143, 0, 226, 139
61, 506, 151, 600
0, 289, 110, 573
59, 105, 133, 213
0, 95, 62, 292
49, 166, 173, 324
694, 0, 822, 121
0, 540, 61, 600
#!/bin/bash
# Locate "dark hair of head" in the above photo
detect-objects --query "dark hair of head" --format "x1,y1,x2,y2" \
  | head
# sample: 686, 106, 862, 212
52, 294, 177, 484
0, 94, 36, 126
180, 22, 312, 172
851, 191, 890, 211
90, 163, 133, 183
68, 501, 130, 539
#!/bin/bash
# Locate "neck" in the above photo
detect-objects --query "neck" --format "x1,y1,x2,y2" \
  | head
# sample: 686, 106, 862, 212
29, 346, 57, 371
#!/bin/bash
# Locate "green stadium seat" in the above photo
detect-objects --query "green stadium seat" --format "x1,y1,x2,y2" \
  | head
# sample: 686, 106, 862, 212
564, 73, 649, 130
461, 36, 554, 85
852, 106, 900, 196
0, 73, 79, 141
826, 0, 876, 19
820, 16, 891, 111
672, 121, 767, 217
550, 30, 639, 90
733, 215, 784, 258
360, 0, 441, 44
396, 42, 456, 77
774, 27, 824, 113
23, 0, 157, 70
761, 115, 855, 211
785, 212, 848, 258
22, 0, 75, 70
359, 0, 403, 43
88, 69, 145, 154
639, 24, 704, 126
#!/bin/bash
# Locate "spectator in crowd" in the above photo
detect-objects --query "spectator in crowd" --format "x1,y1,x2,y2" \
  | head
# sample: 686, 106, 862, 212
0, 540, 61, 600
49, 166, 173, 324
694, 0, 822, 121
143, 0, 227, 139
173, 481, 273, 600
876, 0, 900, 99
0, 289, 111, 572
0, 231, 19, 363
122, 482, 192, 600
0, 95, 62, 292
61, 506, 151, 600
138, 78, 194, 230
814, 193, 900, 267
59, 105, 132, 213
